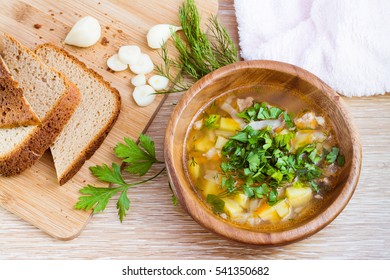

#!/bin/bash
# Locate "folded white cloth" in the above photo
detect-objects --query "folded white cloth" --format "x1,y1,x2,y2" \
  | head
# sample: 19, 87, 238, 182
234, 0, 390, 97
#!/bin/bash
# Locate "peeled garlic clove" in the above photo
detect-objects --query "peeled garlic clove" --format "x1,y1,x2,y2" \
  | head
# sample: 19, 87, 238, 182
118, 45, 141, 65
148, 75, 169, 91
64, 16, 101, 47
147, 24, 182, 49
129, 53, 154, 75
131, 74, 146, 87
107, 54, 128, 72
132, 85, 156, 107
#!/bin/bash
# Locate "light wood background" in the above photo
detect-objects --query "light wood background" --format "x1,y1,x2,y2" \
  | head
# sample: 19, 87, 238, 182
1, 0, 389, 259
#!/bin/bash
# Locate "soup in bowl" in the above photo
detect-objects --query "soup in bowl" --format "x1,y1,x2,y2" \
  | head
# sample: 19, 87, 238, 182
165, 60, 361, 245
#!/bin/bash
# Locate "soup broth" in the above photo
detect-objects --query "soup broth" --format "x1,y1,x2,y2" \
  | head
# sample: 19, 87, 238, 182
185, 89, 345, 231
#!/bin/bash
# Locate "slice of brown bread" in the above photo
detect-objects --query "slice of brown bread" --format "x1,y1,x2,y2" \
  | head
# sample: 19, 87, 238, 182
0, 33, 81, 176
0, 56, 40, 128
35, 44, 121, 185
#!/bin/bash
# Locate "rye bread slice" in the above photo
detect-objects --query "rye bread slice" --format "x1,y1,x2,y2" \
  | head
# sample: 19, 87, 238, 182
0, 56, 40, 128
0, 34, 81, 176
35, 44, 121, 185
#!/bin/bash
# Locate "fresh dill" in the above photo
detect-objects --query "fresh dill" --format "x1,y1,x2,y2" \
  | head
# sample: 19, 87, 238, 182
156, 0, 238, 93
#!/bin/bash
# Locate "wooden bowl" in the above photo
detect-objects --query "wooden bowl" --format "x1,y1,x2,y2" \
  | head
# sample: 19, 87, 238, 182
164, 60, 362, 245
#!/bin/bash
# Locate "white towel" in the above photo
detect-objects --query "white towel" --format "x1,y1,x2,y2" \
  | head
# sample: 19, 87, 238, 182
234, 0, 390, 97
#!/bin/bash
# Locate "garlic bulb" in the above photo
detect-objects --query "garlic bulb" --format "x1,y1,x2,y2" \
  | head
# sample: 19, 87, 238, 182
147, 24, 182, 49
129, 53, 154, 75
131, 74, 146, 87
107, 54, 128, 72
64, 16, 101, 47
148, 75, 169, 91
132, 85, 156, 107
118, 45, 141, 65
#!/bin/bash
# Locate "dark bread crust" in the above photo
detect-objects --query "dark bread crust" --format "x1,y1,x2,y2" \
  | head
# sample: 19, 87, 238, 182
35, 44, 121, 185
0, 80, 80, 176
0, 57, 41, 128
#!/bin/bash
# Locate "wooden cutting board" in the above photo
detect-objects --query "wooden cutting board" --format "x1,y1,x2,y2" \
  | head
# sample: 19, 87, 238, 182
0, 0, 218, 240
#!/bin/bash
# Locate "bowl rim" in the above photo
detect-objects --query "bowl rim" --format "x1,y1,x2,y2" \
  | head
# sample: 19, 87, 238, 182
164, 60, 362, 245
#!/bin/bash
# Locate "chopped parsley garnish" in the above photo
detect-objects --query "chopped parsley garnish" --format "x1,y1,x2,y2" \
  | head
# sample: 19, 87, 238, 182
204, 114, 220, 129
209, 102, 345, 207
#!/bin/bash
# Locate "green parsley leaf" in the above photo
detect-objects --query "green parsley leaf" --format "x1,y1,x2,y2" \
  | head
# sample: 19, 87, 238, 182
326, 147, 339, 163
257, 106, 270, 120
283, 112, 294, 128
204, 114, 220, 129
117, 189, 130, 222
76, 134, 165, 223
269, 107, 283, 119
243, 184, 255, 197
114, 135, 161, 176
75, 184, 121, 213
139, 134, 156, 158
221, 162, 235, 172
310, 181, 319, 192
247, 153, 260, 172
230, 131, 248, 142
206, 194, 225, 213
268, 189, 278, 204
254, 183, 269, 198
309, 148, 322, 164
274, 132, 294, 150
222, 174, 235, 192
271, 170, 283, 183
89, 163, 126, 186
337, 155, 345, 166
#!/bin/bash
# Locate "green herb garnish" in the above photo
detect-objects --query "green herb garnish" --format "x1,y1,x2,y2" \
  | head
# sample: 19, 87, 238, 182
206, 194, 225, 214
114, 134, 163, 176
204, 114, 220, 129
156, 0, 238, 93
75, 134, 165, 222
214, 102, 344, 207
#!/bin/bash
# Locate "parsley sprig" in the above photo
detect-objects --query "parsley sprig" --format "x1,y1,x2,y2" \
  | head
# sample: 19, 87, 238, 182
74, 134, 164, 222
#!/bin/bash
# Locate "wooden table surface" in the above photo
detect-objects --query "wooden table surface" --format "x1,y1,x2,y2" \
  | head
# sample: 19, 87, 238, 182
1, 0, 389, 259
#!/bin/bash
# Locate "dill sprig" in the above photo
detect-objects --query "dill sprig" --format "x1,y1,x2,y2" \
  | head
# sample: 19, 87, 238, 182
156, 0, 238, 93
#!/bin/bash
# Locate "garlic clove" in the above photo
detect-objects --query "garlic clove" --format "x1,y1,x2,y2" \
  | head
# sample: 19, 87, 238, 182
132, 85, 156, 107
148, 75, 169, 91
147, 24, 182, 49
64, 16, 101, 47
129, 53, 154, 75
131, 74, 146, 87
107, 54, 128, 72
118, 45, 141, 65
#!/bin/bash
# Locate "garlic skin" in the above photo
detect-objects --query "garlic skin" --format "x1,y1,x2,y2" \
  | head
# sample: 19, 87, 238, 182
131, 74, 146, 87
118, 45, 141, 65
129, 53, 154, 75
107, 54, 128, 72
132, 85, 156, 107
148, 75, 169, 91
147, 24, 182, 49
64, 16, 101, 47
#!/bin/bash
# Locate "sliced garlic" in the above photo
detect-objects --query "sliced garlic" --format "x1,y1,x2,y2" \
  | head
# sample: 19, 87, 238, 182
64, 16, 101, 47
148, 75, 169, 91
132, 85, 156, 107
129, 53, 154, 75
118, 45, 141, 65
147, 24, 182, 49
131, 74, 146, 87
107, 54, 128, 72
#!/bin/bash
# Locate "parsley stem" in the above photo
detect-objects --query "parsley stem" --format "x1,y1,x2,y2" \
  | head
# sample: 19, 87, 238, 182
127, 167, 166, 187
